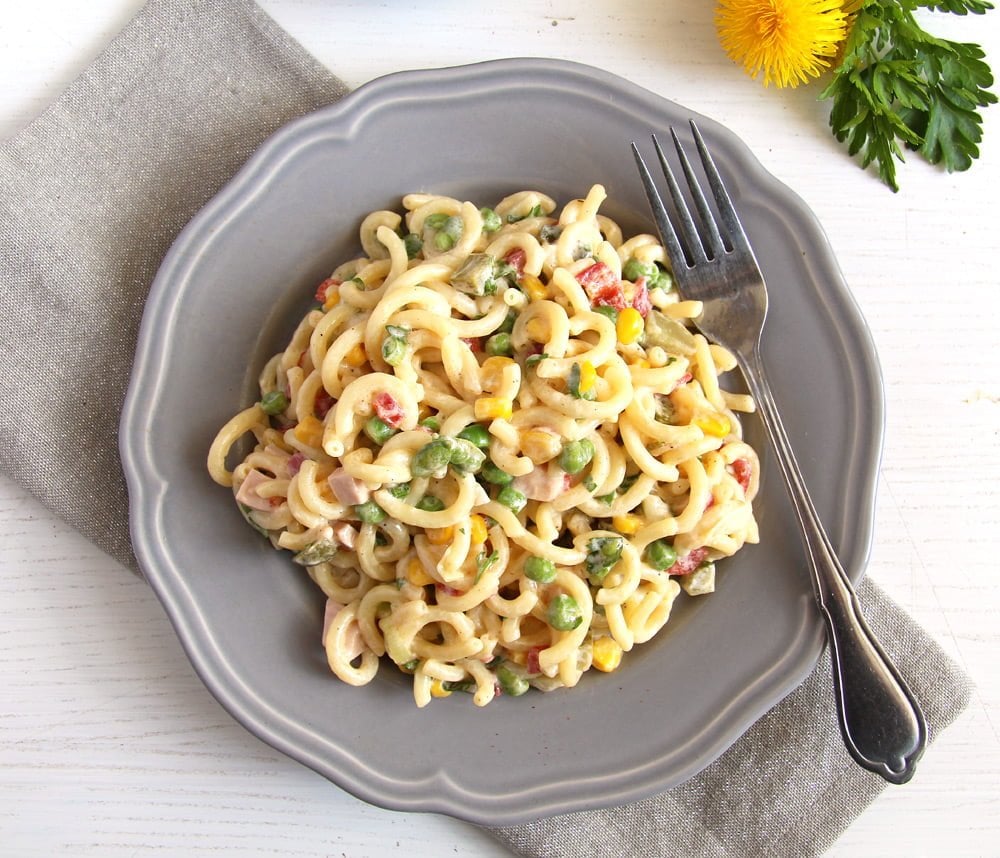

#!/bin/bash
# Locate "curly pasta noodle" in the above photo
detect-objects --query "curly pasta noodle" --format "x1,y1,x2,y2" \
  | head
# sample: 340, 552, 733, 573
209, 185, 760, 706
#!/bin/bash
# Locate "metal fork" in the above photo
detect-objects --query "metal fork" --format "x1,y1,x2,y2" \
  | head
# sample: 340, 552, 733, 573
632, 122, 927, 784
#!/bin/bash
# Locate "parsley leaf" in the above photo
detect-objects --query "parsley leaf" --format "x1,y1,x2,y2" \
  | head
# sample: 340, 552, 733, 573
822, 0, 996, 191
475, 549, 500, 582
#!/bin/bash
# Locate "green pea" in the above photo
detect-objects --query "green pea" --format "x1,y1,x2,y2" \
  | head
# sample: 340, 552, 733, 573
644, 539, 678, 571
442, 215, 464, 239
485, 332, 513, 356
547, 594, 583, 631
387, 482, 411, 499
424, 213, 449, 230
480, 207, 502, 233
411, 438, 453, 477
623, 258, 657, 282
434, 232, 455, 251
403, 233, 423, 259
381, 335, 407, 366
497, 309, 518, 334
354, 500, 386, 524
652, 268, 674, 291
585, 535, 624, 581
260, 390, 288, 415
480, 460, 513, 486
558, 438, 595, 475
524, 556, 557, 583
364, 416, 397, 445
416, 494, 445, 512
448, 437, 487, 474
419, 415, 441, 432
496, 665, 530, 697
457, 423, 491, 449
496, 486, 527, 513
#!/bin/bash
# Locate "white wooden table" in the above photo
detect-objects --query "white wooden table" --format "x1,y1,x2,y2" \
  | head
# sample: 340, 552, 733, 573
3, 3, 999, 855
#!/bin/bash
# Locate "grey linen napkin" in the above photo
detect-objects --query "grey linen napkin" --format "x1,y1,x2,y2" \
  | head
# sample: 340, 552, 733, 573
0, 2, 972, 856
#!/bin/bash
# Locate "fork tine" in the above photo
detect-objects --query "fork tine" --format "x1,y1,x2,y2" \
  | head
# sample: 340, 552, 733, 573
669, 127, 726, 260
630, 142, 687, 270
688, 120, 750, 253
650, 133, 705, 265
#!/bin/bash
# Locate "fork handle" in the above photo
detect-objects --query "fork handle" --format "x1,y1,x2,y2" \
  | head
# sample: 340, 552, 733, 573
739, 346, 927, 784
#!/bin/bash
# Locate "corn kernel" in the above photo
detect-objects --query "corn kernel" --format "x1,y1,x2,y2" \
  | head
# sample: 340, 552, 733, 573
519, 428, 562, 464
344, 342, 367, 367
426, 525, 454, 545
577, 360, 597, 395
521, 274, 547, 302
480, 356, 515, 390
322, 289, 341, 311
694, 413, 732, 438
630, 357, 651, 370
475, 396, 513, 421
293, 416, 324, 448
525, 317, 548, 341
612, 514, 643, 535
592, 636, 624, 672
470, 514, 489, 545
430, 679, 452, 698
406, 558, 434, 586
616, 307, 644, 345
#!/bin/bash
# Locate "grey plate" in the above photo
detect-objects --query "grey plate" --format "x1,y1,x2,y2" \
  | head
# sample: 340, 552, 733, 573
119, 58, 883, 826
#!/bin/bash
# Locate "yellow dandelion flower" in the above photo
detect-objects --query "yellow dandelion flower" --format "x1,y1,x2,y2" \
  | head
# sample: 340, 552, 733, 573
715, 0, 850, 89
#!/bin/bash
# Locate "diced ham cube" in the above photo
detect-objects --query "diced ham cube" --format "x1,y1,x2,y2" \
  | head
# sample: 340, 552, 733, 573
512, 464, 566, 502
234, 469, 274, 511
327, 468, 371, 506
331, 521, 359, 550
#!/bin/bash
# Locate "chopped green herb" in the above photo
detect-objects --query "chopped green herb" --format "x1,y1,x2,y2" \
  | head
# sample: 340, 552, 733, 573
238, 503, 269, 537
292, 539, 337, 566
567, 362, 596, 401
476, 549, 500, 581
593, 305, 619, 324
506, 203, 545, 223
